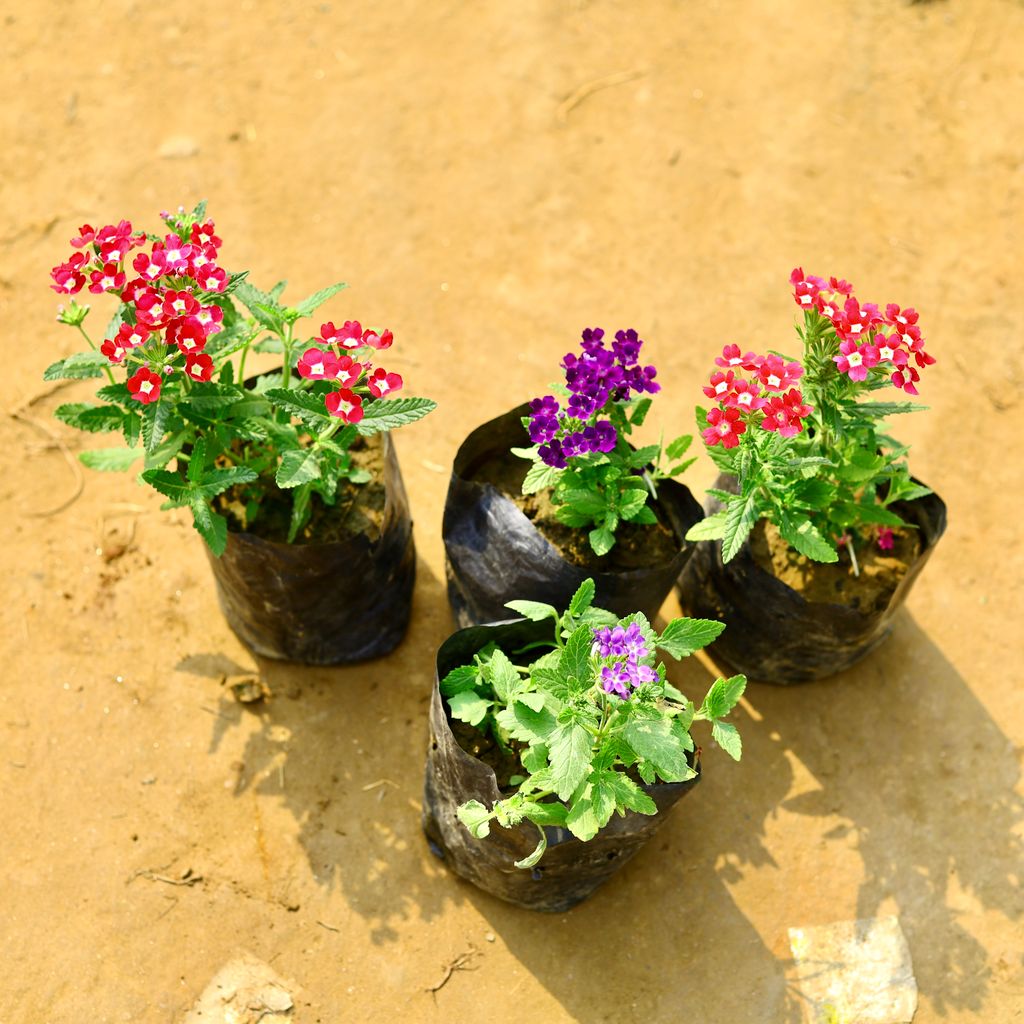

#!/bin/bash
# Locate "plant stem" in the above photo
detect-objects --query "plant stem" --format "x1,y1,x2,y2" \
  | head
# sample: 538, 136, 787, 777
281, 322, 295, 389
76, 324, 116, 385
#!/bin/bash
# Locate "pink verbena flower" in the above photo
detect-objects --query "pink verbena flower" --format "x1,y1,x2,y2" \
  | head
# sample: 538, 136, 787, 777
321, 321, 363, 350
185, 352, 214, 382
833, 339, 880, 382
757, 354, 804, 392
367, 368, 403, 398
831, 296, 880, 343
723, 378, 766, 412
760, 388, 812, 438
100, 338, 128, 364
702, 406, 746, 449
297, 347, 340, 380
877, 526, 895, 551
891, 365, 921, 395
715, 343, 761, 371
361, 328, 394, 350
874, 333, 908, 367
88, 262, 126, 295
116, 322, 150, 349
335, 355, 363, 387
790, 267, 827, 310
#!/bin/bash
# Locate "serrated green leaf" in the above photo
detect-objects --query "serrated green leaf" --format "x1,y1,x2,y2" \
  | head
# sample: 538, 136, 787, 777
626, 505, 658, 524
548, 719, 593, 801
189, 495, 228, 555
276, 448, 322, 488
140, 469, 190, 503
712, 720, 742, 760
622, 715, 694, 783
588, 526, 615, 556
196, 466, 259, 499
594, 768, 658, 816
668, 457, 696, 477
522, 459, 561, 494
685, 511, 728, 541
617, 486, 648, 519
554, 505, 594, 527
448, 691, 492, 726
568, 578, 595, 618
504, 599, 558, 623
456, 800, 492, 839
43, 351, 109, 381
262, 387, 331, 426
665, 434, 693, 461
521, 800, 567, 827
722, 491, 759, 562
97, 383, 132, 406
439, 665, 480, 697
558, 625, 594, 692
482, 648, 518, 702
142, 401, 172, 454
561, 489, 608, 516
287, 482, 312, 543
522, 744, 549, 774
628, 444, 660, 469
628, 397, 652, 426
777, 511, 838, 563
178, 383, 245, 411
356, 397, 436, 436
293, 282, 347, 317
565, 795, 601, 841
79, 447, 142, 471
657, 617, 726, 659
54, 403, 124, 433
701, 674, 747, 720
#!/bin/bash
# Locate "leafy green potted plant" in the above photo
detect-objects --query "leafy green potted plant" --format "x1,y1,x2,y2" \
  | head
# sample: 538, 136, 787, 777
47, 202, 435, 664
680, 269, 946, 683
443, 328, 702, 627
423, 579, 744, 911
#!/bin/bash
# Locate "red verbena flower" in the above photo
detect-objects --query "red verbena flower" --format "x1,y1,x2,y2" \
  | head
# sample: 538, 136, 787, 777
160, 234, 194, 272
874, 333, 908, 367
829, 276, 854, 296
100, 338, 128, 364
891, 365, 921, 395
189, 221, 222, 249
702, 406, 746, 449
335, 355, 363, 387
831, 296, 880, 343
70, 225, 96, 248
88, 262, 126, 294
757, 354, 804, 392
185, 352, 214, 382
167, 317, 206, 354
703, 369, 736, 401
760, 388, 812, 438
127, 368, 162, 404
320, 321, 363, 349
135, 289, 169, 327
162, 289, 199, 320
50, 263, 86, 294
197, 266, 227, 293
723, 378, 766, 412
715, 343, 760, 371
133, 250, 167, 280
325, 388, 364, 422
877, 526, 895, 551
833, 338, 880, 382
195, 304, 224, 335
790, 267, 827, 310
367, 368, 403, 398
361, 328, 394, 350
116, 322, 150, 349
297, 347, 340, 380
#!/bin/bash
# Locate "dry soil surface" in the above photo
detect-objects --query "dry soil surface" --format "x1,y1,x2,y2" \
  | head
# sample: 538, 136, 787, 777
1, 2, 1023, 1022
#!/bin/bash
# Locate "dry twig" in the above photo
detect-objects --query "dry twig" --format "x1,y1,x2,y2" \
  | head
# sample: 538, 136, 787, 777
425, 948, 480, 998
556, 69, 645, 123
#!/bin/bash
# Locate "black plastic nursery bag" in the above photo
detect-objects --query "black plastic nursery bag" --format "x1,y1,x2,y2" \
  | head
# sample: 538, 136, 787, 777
678, 474, 947, 684
443, 404, 704, 628
422, 617, 701, 912
206, 433, 416, 665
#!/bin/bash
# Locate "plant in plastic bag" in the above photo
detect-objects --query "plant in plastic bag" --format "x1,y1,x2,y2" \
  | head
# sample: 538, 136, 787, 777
686, 270, 937, 571
516, 328, 694, 556
47, 202, 435, 555
441, 579, 744, 869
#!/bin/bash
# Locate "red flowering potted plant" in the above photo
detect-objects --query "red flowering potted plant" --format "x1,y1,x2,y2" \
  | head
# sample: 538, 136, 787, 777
47, 202, 435, 664
423, 579, 743, 911
443, 328, 703, 627
679, 270, 946, 683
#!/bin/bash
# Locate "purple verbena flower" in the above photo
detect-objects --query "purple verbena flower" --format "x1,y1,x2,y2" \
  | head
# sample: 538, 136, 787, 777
528, 395, 561, 444
538, 438, 567, 468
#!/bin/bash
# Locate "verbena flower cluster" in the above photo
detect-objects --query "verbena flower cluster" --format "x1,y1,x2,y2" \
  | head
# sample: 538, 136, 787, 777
790, 268, 935, 395
529, 328, 660, 469
591, 623, 657, 698
701, 348, 812, 449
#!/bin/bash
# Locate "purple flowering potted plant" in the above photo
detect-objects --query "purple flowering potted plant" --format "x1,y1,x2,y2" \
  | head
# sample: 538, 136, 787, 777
423, 579, 743, 911
679, 269, 946, 683
443, 327, 703, 627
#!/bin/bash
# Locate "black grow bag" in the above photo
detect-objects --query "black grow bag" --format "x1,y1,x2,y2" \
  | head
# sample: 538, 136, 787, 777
677, 474, 947, 684
443, 404, 703, 628
206, 432, 416, 665
422, 617, 701, 912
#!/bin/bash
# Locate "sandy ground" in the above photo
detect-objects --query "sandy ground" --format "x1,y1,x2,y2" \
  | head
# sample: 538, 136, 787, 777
1, 1, 1022, 1021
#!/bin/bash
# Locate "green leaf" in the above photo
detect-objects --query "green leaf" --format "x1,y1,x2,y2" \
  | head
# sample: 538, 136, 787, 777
43, 351, 109, 381
482, 648, 519, 702
456, 800, 492, 839
558, 625, 594, 692
79, 448, 142, 472
144, 429, 188, 469
565, 795, 601, 841
521, 744, 549, 774
287, 483, 312, 543
657, 618, 726, 659
665, 434, 693, 461
668, 457, 696, 477
439, 665, 480, 697
522, 800, 567, 827
276, 448, 322, 489
190, 497, 228, 556
568, 579, 595, 618
196, 467, 259, 499
617, 486, 648, 519
701, 674, 747, 719
263, 387, 331, 426
629, 397, 653, 426
234, 280, 283, 329
522, 459, 561, 495
141, 469, 190, 503
548, 720, 593, 801
356, 397, 437, 436
54, 403, 124, 433
96, 383, 132, 406
293, 282, 347, 317
496, 700, 557, 744
711, 720, 742, 761
628, 444, 661, 469
593, 769, 658, 817
857, 400, 924, 419
513, 823, 548, 869
686, 511, 728, 541
835, 501, 906, 527
555, 505, 594, 527
142, 401, 171, 454
722, 491, 759, 562
178, 383, 245, 411
588, 526, 615, 556
505, 599, 558, 623
448, 691, 492, 727
562, 489, 608, 516
777, 512, 838, 563
623, 715, 695, 783
626, 505, 658, 525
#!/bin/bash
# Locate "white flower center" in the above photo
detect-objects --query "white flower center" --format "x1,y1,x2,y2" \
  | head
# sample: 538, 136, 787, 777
851, 323, 864, 335
738, 392, 752, 406
715, 380, 729, 394
717, 422, 730, 435
140, 381, 153, 394
312, 362, 325, 376
767, 374, 781, 388
848, 352, 863, 367
880, 346, 894, 360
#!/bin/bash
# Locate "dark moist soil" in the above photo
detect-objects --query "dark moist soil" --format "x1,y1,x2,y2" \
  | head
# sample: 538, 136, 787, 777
750, 519, 922, 613
468, 450, 681, 572
451, 720, 527, 793
215, 435, 388, 545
